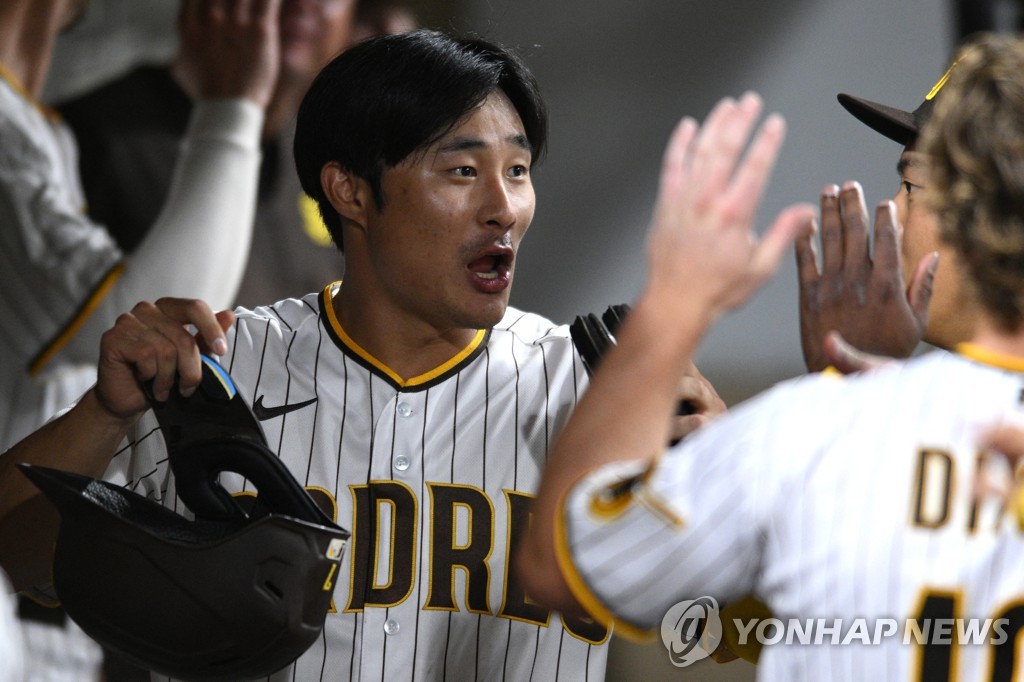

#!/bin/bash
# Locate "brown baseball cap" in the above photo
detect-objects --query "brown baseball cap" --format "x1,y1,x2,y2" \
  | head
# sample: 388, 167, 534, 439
837, 58, 961, 146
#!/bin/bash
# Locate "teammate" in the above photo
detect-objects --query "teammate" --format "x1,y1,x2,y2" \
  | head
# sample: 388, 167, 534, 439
794, 53, 978, 371
520, 33, 1024, 680
1, 0, 281, 677
0, 0, 280, 452
0, 30, 722, 680
57, 0, 416, 309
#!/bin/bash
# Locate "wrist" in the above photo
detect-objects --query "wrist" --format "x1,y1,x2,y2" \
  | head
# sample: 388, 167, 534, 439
80, 388, 139, 441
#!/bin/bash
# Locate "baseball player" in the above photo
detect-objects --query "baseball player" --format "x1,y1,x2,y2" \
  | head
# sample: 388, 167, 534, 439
520, 35, 1024, 681
795, 45, 978, 372
0, 0, 283, 677
0, 0, 281, 453
0, 30, 723, 680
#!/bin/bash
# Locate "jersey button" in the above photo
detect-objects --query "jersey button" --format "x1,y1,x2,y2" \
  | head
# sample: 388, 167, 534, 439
395, 456, 410, 471
397, 402, 414, 417
384, 619, 400, 636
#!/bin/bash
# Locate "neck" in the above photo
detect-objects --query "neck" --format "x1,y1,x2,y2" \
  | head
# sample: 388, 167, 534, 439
0, 0, 63, 99
331, 281, 481, 383
965, 317, 1024, 359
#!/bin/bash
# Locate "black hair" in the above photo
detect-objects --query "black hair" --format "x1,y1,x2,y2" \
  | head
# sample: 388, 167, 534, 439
293, 29, 548, 252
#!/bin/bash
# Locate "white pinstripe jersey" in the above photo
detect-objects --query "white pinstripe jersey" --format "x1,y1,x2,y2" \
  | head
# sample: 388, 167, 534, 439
106, 285, 610, 681
0, 74, 122, 452
561, 346, 1024, 682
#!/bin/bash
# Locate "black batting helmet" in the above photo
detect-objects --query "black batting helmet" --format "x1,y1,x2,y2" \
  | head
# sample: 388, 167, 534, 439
20, 356, 349, 681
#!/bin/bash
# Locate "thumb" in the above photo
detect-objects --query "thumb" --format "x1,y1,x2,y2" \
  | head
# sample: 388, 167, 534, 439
824, 330, 892, 375
907, 251, 939, 326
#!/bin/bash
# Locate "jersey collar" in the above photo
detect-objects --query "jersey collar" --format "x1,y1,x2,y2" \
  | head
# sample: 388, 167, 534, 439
955, 342, 1024, 373
318, 283, 489, 391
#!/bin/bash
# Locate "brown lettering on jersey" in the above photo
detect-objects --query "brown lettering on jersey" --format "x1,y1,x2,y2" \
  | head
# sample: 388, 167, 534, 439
912, 449, 953, 528
499, 490, 551, 627
424, 483, 494, 614
345, 481, 417, 611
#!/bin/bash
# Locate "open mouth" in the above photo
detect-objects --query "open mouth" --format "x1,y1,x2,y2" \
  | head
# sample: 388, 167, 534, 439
466, 247, 515, 290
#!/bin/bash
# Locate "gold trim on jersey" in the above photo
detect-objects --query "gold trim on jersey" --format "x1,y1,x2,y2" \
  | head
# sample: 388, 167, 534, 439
0, 61, 62, 122
956, 343, 1024, 373
553, 484, 656, 643
319, 283, 489, 390
29, 262, 126, 376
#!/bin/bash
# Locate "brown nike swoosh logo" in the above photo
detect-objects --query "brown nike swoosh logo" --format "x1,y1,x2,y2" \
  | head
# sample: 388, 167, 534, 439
252, 395, 317, 421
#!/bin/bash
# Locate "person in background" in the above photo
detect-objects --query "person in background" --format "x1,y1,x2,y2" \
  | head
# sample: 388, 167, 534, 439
520, 33, 1024, 681
58, 0, 416, 309
0, 0, 281, 677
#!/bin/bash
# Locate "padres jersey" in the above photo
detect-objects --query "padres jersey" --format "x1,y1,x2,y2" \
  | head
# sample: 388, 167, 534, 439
560, 346, 1024, 682
106, 285, 609, 681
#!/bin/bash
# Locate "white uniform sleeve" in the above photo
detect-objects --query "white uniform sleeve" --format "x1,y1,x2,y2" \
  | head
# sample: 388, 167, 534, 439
64, 98, 263, 358
555, 385, 799, 638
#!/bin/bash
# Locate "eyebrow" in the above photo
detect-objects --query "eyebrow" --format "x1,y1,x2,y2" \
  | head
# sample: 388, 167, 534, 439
437, 134, 532, 155
897, 154, 922, 176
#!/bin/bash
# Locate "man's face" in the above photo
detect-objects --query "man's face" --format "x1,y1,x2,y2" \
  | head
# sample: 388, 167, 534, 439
360, 90, 536, 332
893, 149, 974, 348
279, 0, 358, 78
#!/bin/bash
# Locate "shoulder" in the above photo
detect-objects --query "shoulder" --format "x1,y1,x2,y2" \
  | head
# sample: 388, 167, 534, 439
492, 305, 570, 344
230, 293, 324, 344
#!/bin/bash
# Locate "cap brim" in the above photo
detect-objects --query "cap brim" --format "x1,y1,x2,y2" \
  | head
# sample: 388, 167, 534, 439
837, 93, 918, 146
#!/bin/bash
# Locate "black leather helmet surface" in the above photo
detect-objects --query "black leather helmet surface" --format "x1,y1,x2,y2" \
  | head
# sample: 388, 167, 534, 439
21, 355, 349, 681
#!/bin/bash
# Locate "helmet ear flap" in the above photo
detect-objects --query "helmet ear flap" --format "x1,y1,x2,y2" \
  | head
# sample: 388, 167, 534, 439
175, 437, 329, 525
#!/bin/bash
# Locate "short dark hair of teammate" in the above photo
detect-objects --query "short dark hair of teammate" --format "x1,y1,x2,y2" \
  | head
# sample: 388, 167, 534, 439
293, 29, 548, 251
919, 34, 1024, 332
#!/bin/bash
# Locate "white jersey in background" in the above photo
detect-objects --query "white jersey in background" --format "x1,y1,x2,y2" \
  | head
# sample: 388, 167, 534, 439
561, 347, 1024, 682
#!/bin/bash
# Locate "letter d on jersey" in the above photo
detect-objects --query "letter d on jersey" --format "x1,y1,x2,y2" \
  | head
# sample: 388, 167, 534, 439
660, 596, 723, 667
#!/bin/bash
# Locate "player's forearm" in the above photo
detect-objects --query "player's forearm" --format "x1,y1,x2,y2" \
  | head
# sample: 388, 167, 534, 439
0, 388, 133, 590
520, 292, 715, 610
102, 99, 263, 318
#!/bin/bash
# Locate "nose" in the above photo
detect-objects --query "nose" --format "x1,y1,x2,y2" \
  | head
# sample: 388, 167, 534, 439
478, 176, 517, 230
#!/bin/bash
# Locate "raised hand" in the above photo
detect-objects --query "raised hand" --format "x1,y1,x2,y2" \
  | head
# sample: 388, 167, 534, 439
177, 0, 282, 107
645, 93, 814, 322
796, 181, 938, 372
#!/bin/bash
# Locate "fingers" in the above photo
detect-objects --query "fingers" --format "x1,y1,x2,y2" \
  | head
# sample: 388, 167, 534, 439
722, 110, 786, 227
690, 93, 764, 211
839, 181, 870, 274
818, 184, 843, 272
107, 298, 228, 402
669, 414, 711, 444
657, 116, 699, 206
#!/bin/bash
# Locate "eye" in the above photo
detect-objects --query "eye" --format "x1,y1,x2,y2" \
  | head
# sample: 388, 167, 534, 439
902, 180, 918, 195
508, 165, 529, 179
453, 166, 476, 178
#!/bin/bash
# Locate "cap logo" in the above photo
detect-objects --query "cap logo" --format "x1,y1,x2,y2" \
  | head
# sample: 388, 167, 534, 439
926, 59, 962, 101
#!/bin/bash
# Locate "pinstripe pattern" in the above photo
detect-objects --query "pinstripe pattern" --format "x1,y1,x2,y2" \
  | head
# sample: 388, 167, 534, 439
105, 285, 608, 681
0, 76, 123, 452
563, 348, 1024, 681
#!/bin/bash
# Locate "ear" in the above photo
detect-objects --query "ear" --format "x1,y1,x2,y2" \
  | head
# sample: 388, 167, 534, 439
321, 162, 372, 231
